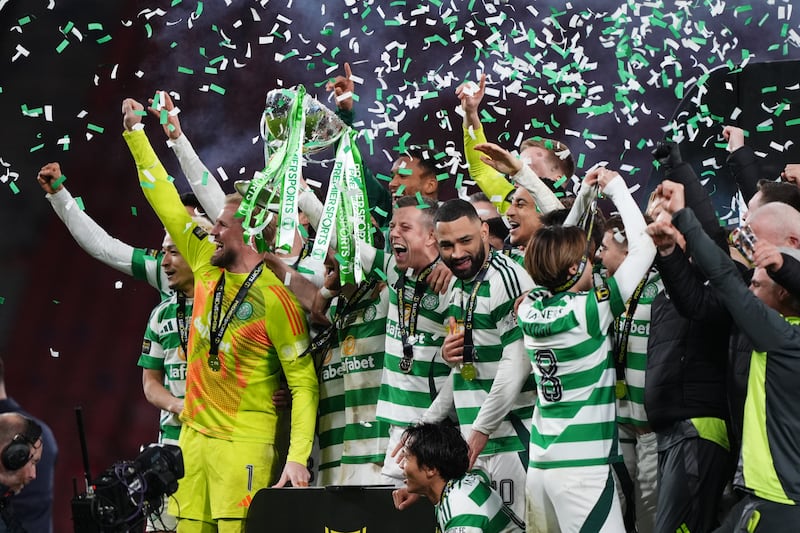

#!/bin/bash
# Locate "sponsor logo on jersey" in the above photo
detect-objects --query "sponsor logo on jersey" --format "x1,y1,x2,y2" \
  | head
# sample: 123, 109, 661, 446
142, 339, 152, 354
630, 320, 650, 336
236, 301, 254, 320
321, 355, 377, 380
167, 363, 187, 381
192, 226, 208, 240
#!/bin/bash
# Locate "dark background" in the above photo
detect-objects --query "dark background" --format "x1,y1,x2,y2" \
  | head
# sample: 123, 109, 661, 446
1, 1, 800, 529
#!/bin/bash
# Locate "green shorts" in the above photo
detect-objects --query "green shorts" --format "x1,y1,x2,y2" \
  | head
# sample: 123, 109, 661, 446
169, 426, 279, 522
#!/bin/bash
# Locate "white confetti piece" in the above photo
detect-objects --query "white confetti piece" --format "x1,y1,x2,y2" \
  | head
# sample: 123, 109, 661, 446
114, 280, 123, 289
49, 348, 59, 358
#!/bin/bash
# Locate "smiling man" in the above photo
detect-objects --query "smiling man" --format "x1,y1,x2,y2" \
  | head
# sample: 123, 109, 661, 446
396, 422, 522, 533
415, 199, 534, 529
122, 98, 318, 532
387, 149, 440, 201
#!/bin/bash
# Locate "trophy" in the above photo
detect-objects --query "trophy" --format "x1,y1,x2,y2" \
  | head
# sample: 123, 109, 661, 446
238, 85, 371, 285
260, 87, 347, 156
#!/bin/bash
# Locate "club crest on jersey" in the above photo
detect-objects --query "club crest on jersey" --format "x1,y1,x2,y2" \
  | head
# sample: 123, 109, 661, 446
421, 293, 439, 310
362, 304, 377, 322
643, 282, 659, 300
236, 302, 254, 320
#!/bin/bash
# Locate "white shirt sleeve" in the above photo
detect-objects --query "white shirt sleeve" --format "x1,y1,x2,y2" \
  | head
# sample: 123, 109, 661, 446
511, 165, 564, 215
169, 133, 226, 222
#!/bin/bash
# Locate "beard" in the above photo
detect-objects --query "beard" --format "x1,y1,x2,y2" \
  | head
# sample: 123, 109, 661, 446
210, 246, 236, 269
446, 243, 487, 280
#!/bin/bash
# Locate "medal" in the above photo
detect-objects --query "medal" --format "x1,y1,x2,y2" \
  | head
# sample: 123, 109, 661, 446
208, 353, 221, 372
615, 379, 627, 399
461, 362, 476, 381
399, 355, 413, 373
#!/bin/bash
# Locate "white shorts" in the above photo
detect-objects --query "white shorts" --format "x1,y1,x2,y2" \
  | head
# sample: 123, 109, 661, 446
474, 451, 527, 530
526, 464, 625, 533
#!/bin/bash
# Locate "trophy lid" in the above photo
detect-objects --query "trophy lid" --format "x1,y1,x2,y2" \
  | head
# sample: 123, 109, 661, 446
234, 180, 280, 213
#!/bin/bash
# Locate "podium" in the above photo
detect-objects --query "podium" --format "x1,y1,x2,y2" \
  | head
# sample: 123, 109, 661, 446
245, 485, 437, 532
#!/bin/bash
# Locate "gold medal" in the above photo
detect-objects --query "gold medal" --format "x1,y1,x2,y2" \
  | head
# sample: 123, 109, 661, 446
615, 379, 627, 399
208, 353, 221, 372
461, 362, 476, 382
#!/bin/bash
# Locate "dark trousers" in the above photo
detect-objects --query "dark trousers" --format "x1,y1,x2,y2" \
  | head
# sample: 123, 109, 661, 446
714, 494, 800, 533
655, 434, 731, 533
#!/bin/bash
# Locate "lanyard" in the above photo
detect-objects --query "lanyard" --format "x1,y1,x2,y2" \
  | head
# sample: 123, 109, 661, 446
613, 273, 649, 380
209, 263, 264, 358
176, 292, 189, 358
301, 276, 378, 366
396, 259, 438, 371
460, 259, 491, 365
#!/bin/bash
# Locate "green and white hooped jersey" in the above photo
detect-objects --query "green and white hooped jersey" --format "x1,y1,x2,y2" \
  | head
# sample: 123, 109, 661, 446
374, 250, 452, 427
138, 293, 191, 442
446, 251, 535, 455
436, 471, 523, 533
131, 247, 171, 300
335, 283, 391, 467
518, 278, 626, 469
616, 271, 663, 428
318, 344, 345, 482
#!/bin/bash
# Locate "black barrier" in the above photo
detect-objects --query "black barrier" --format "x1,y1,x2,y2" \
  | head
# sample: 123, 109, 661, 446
245, 486, 437, 532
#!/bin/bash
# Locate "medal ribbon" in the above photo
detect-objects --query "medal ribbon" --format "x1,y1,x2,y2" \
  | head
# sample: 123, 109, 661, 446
461, 259, 491, 366
613, 273, 649, 385
176, 292, 189, 358
209, 263, 264, 357
396, 260, 438, 365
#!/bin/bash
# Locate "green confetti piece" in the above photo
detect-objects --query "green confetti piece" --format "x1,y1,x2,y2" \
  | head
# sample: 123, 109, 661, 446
63, 21, 74, 33
415, 192, 425, 205
204, 67, 218, 74
761, 86, 777, 94
19, 16, 31, 25
398, 168, 413, 176
0, 296, 4, 304
396, 184, 406, 196
56, 39, 70, 53
167, 175, 175, 183
170, 41, 178, 48
52, 300, 60, 305
29, 143, 44, 152
576, 153, 585, 169
553, 176, 567, 189
171, 0, 182, 5
87, 22, 103, 31
202, 171, 209, 185
373, 206, 388, 218
9, 182, 19, 194
195, 1, 203, 17
131, 206, 138, 216
209, 84, 226, 95
675, 81, 684, 99
209, 55, 225, 65
140, 181, 154, 189
375, 173, 391, 182
756, 124, 773, 132
178, 66, 194, 74
334, 252, 346, 265
75, 196, 85, 210
435, 173, 449, 182
785, 118, 800, 127
51, 174, 67, 189
87, 123, 104, 133
455, 174, 463, 190
331, 47, 341, 58
145, 23, 152, 38
160, 108, 168, 125
96, 35, 112, 44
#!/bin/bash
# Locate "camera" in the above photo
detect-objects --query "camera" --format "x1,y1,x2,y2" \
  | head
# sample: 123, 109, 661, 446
71, 444, 183, 532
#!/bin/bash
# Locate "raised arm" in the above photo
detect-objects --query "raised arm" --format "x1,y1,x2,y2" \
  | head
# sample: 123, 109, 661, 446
38, 162, 169, 296
147, 90, 226, 222
723, 126, 760, 205
122, 98, 212, 271
457, 74, 515, 213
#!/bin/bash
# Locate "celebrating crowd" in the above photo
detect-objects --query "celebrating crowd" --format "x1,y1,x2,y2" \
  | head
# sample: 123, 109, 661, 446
7, 63, 800, 533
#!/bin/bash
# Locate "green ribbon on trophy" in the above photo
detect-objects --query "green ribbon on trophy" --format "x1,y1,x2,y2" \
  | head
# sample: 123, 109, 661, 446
238, 84, 371, 283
